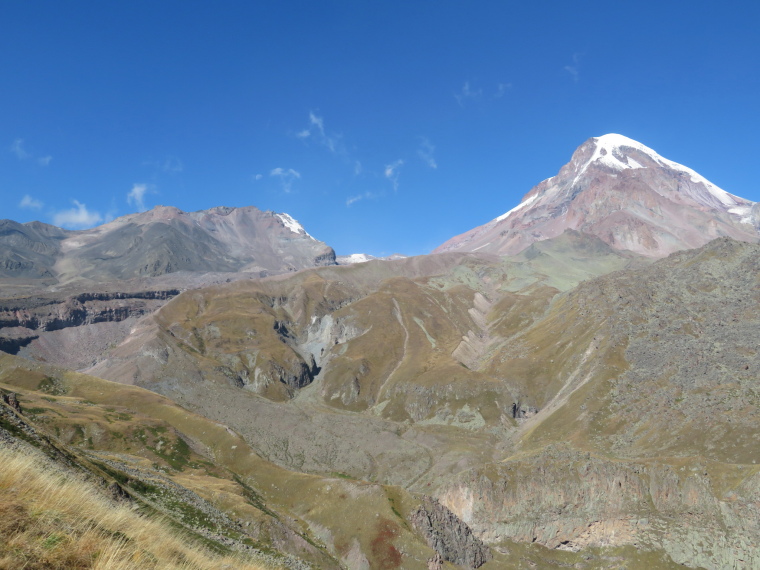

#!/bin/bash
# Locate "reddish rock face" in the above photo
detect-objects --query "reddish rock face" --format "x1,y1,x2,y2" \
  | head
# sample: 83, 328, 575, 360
435, 134, 759, 258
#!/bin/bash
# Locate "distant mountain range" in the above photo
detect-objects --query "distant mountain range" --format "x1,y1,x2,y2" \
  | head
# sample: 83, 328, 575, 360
4, 133, 758, 287
436, 133, 760, 257
0, 205, 335, 285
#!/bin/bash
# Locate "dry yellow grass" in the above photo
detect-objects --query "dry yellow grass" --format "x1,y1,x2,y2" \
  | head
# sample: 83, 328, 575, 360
0, 446, 275, 570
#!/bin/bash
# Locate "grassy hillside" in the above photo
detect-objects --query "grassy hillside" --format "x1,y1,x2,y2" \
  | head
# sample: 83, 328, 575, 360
0, 446, 273, 570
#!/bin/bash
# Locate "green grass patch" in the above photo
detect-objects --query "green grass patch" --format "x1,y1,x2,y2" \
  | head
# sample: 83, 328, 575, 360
330, 471, 355, 480
37, 377, 66, 396
42, 533, 66, 549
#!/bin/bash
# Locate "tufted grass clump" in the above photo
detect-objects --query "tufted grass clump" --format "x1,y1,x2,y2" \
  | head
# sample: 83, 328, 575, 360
0, 446, 275, 570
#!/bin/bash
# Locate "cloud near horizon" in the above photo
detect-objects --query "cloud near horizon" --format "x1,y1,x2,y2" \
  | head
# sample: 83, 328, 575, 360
495, 82, 513, 98
19, 195, 44, 210
270, 167, 301, 193
52, 200, 104, 229
455, 81, 483, 105
346, 190, 381, 207
10, 139, 30, 160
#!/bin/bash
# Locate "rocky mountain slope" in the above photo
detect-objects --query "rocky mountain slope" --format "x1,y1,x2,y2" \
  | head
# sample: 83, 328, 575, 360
438, 237, 760, 568
38, 236, 756, 569
1, 354, 554, 569
0, 205, 335, 287
435, 134, 760, 258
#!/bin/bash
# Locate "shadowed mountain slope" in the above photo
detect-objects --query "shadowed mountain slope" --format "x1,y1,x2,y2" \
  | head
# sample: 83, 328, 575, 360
0, 219, 68, 280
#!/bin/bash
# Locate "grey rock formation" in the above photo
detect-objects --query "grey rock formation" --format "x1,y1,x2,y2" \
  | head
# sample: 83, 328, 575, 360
2, 392, 21, 414
0, 205, 335, 285
0, 219, 67, 279
0, 290, 179, 363
107, 481, 131, 503
410, 496, 491, 569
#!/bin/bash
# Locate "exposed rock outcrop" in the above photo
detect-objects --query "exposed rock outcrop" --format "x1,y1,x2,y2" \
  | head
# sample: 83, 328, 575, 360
0, 290, 180, 358
2, 392, 21, 413
0, 290, 179, 332
410, 496, 491, 569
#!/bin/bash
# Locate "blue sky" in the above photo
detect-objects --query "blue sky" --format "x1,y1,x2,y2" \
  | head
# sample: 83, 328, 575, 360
2, 1, 759, 256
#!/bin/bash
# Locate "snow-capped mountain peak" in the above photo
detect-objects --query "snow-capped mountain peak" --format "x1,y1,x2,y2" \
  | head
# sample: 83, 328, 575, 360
276, 213, 314, 239
435, 134, 759, 258
583, 134, 749, 218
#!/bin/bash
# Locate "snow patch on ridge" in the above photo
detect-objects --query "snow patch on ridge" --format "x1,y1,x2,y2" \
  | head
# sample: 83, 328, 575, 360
582, 134, 752, 217
496, 193, 539, 222
479, 133, 756, 244
276, 213, 314, 239
341, 253, 374, 264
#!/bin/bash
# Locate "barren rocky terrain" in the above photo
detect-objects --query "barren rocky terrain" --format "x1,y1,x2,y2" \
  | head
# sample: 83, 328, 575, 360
5, 231, 758, 568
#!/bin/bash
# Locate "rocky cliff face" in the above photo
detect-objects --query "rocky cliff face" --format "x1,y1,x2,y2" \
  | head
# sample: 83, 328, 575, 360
0, 290, 179, 332
435, 134, 759, 258
0, 290, 180, 370
410, 496, 491, 568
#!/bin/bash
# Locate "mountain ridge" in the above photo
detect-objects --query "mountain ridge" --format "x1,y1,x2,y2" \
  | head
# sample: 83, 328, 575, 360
1, 205, 336, 286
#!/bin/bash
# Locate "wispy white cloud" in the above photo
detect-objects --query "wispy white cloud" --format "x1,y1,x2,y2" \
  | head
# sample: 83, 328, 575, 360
455, 81, 483, 105
10, 139, 51, 165
143, 156, 183, 174
161, 157, 183, 173
270, 167, 301, 193
53, 200, 103, 229
127, 183, 150, 212
10, 139, 30, 160
296, 112, 340, 153
354, 161, 362, 175
564, 53, 581, 83
417, 138, 437, 169
346, 191, 380, 207
384, 159, 404, 191
19, 195, 43, 210
253, 173, 264, 181
495, 82, 513, 98
346, 194, 363, 207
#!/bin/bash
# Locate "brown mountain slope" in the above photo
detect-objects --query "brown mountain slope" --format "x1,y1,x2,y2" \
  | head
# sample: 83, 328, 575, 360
7, 230, 760, 567
76, 237, 760, 569
437, 237, 760, 568
79, 238, 637, 487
